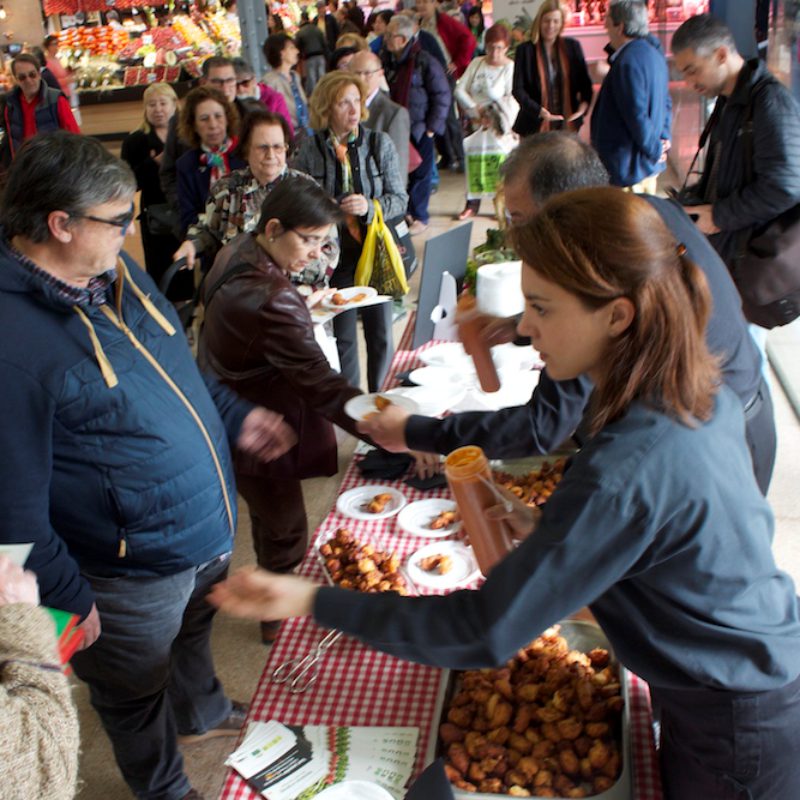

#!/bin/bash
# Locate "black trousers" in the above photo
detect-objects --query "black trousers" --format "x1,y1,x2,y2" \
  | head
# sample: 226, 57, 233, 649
236, 473, 308, 574
331, 226, 394, 391
653, 670, 800, 800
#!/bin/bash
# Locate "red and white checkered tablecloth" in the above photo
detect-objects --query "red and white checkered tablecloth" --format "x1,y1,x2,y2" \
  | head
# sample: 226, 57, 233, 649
219, 330, 663, 800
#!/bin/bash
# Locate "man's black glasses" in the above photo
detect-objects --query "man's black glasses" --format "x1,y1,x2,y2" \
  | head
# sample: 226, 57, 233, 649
72, 204, 136, 231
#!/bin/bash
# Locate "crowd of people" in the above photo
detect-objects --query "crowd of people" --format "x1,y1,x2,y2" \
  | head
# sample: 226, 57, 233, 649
1, 3, 800, 800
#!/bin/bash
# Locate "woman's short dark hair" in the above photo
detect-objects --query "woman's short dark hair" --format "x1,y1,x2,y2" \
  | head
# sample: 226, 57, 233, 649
0, 131, 136, 243
264, 33, 293, 69
237, 109, 293, 159
509, 187, 720, 433
329, 46, 358, 71
255, 176, 343, 234
376, 9, 394, 25
178, 85, 239, 149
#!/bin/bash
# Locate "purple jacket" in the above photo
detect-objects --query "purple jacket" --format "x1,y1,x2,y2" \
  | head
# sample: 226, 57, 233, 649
257, 83, 294, 137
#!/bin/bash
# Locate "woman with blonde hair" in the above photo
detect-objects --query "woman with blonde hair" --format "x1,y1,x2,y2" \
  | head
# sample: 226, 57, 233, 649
512, 0, 592, 135
292, 71, 407, 391
212, 188, 800, 799
121, 82, 187, 296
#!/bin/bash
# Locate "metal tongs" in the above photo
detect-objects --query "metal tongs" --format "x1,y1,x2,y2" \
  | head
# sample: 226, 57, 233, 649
271, 629, 343, 693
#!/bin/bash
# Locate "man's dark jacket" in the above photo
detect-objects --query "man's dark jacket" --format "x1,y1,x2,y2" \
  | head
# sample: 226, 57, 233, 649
696, 59, 800, 268
382, 42, 451, 140
0, 243, 252, 618
590, 35, 671, 187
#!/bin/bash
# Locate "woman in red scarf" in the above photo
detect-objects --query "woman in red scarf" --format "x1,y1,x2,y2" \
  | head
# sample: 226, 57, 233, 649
512, 0, 593, 136
175, 86, 246, 238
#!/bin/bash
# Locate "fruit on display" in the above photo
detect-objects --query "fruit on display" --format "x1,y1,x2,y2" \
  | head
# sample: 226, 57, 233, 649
57, 25, 129, 57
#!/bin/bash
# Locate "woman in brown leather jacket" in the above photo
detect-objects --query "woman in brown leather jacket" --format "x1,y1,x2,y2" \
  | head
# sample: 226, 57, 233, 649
198, 177, 366, 642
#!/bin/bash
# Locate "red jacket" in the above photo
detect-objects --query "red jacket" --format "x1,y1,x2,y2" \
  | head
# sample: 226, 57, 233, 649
435, 10, 475, 78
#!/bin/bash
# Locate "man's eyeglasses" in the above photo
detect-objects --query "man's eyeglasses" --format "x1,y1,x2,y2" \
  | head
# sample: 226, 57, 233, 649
253, 144, 289, 154
15, 71, 39, 81
209, 76, 237, 86
236, 78, 255, 88
351, 69, 380, 78
72, 204, 136, 232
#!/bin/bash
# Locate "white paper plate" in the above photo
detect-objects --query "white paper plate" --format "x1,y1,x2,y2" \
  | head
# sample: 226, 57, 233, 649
490, 342, 541, 372
315, 781, 395, 800
389, 385, 466, 417
396, 498, 460, 538
336, 485, 407, 520
344, 392, 419, 421
322, 286, 378, 310
406, 541, 480, 590
418, 341, 472, 369
408, 366, 469, 389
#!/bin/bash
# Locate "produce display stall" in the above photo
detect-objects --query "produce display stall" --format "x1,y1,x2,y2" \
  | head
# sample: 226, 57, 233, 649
218, 320, 664, 800
39, 0, 241, 134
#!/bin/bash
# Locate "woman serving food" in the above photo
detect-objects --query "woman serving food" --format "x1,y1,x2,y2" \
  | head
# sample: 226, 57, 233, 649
210, 187, 800, 797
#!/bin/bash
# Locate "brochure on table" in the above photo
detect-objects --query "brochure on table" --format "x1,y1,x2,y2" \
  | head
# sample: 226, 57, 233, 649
226, 720, 419, 800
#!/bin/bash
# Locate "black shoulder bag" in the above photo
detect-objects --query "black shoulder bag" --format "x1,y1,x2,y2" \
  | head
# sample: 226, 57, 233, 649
732, 85, 800, 328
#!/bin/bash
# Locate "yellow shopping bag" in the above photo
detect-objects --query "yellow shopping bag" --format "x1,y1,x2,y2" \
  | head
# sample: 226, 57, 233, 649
354, 200, 409, 299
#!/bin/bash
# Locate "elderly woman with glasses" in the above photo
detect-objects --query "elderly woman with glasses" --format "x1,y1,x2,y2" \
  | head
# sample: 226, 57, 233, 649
197, 177, 369, 642
174, 109, 331, 288
292, 71, 408, 392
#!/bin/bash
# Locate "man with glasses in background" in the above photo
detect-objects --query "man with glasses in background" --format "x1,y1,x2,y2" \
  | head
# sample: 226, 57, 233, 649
348, 49, 410, 176
0, 53, 79, 177
0, 131, 295, 800
232, 56, 295, 136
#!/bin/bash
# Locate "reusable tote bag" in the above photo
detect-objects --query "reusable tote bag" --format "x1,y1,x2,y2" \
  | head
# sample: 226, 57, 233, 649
354, 200, 410, 299
464, 128, 512, 201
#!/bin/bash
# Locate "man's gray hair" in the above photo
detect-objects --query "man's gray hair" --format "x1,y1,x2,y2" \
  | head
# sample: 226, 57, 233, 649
608, 0, 649, 39
672, 14, 738, 57
389, 13, 416, 41
501, 132, 610, 206
0, 131, 137, 244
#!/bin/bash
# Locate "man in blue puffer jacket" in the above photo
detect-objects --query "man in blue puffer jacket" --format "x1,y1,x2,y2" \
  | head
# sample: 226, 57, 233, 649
0, 132, 295, 800
590, 0, 672, 191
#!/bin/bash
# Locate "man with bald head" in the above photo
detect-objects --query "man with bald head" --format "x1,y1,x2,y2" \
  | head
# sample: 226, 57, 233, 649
348, 50, 410, 175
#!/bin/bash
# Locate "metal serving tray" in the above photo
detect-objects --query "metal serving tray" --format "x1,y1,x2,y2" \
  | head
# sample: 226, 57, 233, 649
424, 620, 632, 800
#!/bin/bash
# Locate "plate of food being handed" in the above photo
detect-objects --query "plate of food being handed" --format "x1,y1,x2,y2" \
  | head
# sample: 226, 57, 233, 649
344, 391, 418, 422
336, 484, 407, 520
396, 498, 461, 538
321, 286, 382, 311
406, 540, 480, 590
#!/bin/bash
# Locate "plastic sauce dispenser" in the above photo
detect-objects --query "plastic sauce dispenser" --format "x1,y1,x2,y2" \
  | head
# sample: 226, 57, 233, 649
456, 294, 501, 393
444, 445, 513, 576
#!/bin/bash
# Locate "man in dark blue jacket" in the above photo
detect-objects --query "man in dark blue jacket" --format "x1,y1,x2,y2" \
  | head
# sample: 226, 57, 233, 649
383, 13, 451, 234
0, 132, 294, 800
590, 0, 671, 191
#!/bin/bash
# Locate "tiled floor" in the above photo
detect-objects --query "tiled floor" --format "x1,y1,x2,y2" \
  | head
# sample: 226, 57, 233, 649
73, 169, 800, 800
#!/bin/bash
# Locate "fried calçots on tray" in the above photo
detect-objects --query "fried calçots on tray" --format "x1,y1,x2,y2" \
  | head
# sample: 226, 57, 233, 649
440, 625, 624, 797
492, 459, 568, 508
319, 527, 410, 594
